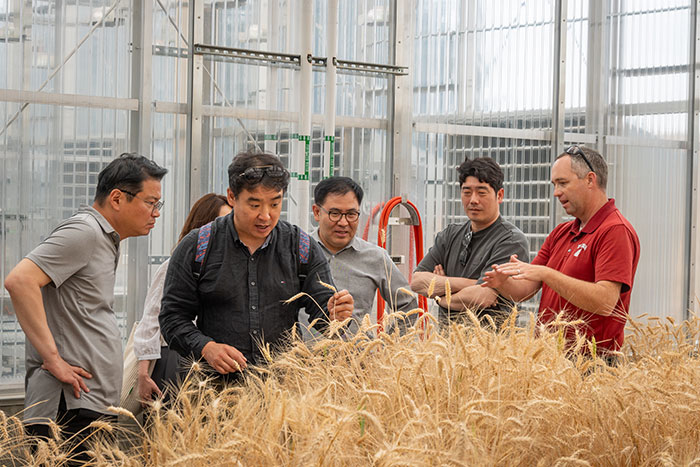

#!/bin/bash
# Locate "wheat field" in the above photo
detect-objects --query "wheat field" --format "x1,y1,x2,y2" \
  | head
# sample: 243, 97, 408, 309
3, 311, 700, 466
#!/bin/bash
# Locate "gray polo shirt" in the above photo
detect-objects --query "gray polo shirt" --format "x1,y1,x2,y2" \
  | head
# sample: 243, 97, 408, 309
311, 231, 418, 335
24, 205, 122, 424
415, 216, 529, 320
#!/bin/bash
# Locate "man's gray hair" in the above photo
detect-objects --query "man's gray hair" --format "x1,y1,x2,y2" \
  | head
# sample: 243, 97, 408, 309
556, 145, 607, 190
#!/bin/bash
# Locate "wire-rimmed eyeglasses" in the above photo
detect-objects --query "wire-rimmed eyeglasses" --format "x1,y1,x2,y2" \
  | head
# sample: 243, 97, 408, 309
119, 189, 164, 213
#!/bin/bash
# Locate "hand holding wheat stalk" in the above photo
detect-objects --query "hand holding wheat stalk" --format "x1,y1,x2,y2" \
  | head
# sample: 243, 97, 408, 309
284, 278, 352, 322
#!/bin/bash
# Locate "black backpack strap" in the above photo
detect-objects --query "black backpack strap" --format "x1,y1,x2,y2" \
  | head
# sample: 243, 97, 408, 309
298, 229, 310, 283
192, 221, 214, 280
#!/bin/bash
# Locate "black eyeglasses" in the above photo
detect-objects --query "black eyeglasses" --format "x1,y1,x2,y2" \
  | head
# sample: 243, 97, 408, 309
459, 228, 473, 266
565, 145, 595, 173
119, 189, 164, 213
318, 205, 360, 223
238, 165, 288, 183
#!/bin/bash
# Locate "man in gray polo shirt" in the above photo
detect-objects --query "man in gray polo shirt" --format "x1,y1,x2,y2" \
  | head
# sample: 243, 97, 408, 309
307, 177, 417, 336
411, 157, 529, 328
4, 153, 167, 453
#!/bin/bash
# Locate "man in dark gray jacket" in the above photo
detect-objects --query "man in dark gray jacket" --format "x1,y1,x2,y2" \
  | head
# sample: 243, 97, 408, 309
411, 157, 529, 327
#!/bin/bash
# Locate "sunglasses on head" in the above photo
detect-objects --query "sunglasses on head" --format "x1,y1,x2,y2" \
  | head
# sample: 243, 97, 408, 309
238, 165, 287, 182
564, 145, 595, 173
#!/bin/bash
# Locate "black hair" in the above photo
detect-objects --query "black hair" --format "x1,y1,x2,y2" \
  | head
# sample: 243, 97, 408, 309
94, 153, 168, 204
313, 176, 364, 206
457, 157, 504, 193
227, 151, 290, 197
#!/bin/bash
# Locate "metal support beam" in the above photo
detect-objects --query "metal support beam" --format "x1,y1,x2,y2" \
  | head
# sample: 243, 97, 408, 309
323, 0, 339, 178
194, 44, 301, 67
49, 0, 64, 227
186, 0, 204, 206
585, 0, 607, 150
130, 1, 153, 156
292, 0, 313, 231
388, 0, 416, 280
391, 0, 415, 200
550, 0, 568, 229
264, 2, 280, 155
0, 90, 139, 111
687, 0, 700, 317
191, 43, 407, 77
414, 121, 550, 141
126, 0, 154, 327
333, 58, 407, 76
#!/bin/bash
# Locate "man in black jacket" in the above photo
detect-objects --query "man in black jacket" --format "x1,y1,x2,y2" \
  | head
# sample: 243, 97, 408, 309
160, 151, 353, 375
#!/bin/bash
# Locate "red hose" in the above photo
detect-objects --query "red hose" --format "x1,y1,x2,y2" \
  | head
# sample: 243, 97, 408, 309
375, 197, 427, 333
361, 202, 385, 241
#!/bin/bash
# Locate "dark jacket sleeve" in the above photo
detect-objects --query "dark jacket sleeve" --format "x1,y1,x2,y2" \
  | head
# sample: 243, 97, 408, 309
159, 230, 214, 358
300, 236, 335, 332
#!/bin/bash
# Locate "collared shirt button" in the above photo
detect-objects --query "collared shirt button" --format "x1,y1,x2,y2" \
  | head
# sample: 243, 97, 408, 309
251, 281, 256, 286
252, 330, 258, 335
250, 257, 254, 261
567, 249, 571, 252
251, 305, 256, 310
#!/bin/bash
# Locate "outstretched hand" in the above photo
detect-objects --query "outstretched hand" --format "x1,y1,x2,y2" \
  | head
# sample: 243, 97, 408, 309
42, 356, 92, 399
483, 254, 545, 287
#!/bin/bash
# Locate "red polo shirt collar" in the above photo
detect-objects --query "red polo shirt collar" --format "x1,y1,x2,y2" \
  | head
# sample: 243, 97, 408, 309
568, 198, 617, 236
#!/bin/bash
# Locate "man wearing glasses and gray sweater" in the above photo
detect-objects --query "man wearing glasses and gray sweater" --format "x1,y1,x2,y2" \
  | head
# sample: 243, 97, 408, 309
306, 176, 418, 337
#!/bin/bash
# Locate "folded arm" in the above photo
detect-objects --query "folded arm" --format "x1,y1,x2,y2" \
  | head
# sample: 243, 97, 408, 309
411, 269, 476, 297
436, 284, 498, 311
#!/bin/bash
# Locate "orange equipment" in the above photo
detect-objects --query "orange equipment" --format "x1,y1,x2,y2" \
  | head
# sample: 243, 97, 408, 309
375, 196, 428, 332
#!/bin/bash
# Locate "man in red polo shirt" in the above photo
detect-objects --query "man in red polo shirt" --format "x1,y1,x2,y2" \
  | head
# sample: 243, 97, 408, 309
482, 146, 640, 359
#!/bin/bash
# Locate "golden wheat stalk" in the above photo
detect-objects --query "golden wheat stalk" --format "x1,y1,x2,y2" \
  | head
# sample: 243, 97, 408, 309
427, 276, 437, 298
283, 292, 323, 314
444, 278, 452, 310
318, 279, 337, 293
5, 312, 700, 465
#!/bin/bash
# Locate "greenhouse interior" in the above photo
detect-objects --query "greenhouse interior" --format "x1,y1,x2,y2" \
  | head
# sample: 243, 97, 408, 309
1, 0, 700, 464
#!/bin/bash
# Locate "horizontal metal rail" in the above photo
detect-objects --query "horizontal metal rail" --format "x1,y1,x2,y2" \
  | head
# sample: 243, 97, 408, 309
0, 89, 139, 111
186, 43, 407, 77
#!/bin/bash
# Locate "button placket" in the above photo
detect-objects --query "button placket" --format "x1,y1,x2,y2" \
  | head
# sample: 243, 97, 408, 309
247, 251, 261, 360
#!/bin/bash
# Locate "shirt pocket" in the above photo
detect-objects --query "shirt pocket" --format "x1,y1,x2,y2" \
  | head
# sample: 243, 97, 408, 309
198, 261, 245, 306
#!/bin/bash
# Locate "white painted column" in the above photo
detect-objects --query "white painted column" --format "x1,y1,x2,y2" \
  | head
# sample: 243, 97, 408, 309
323, 0, 338, 178
292, 0, 313, 230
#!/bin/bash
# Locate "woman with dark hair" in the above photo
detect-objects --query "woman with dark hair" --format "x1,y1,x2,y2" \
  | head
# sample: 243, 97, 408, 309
131, 193, 230, 405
